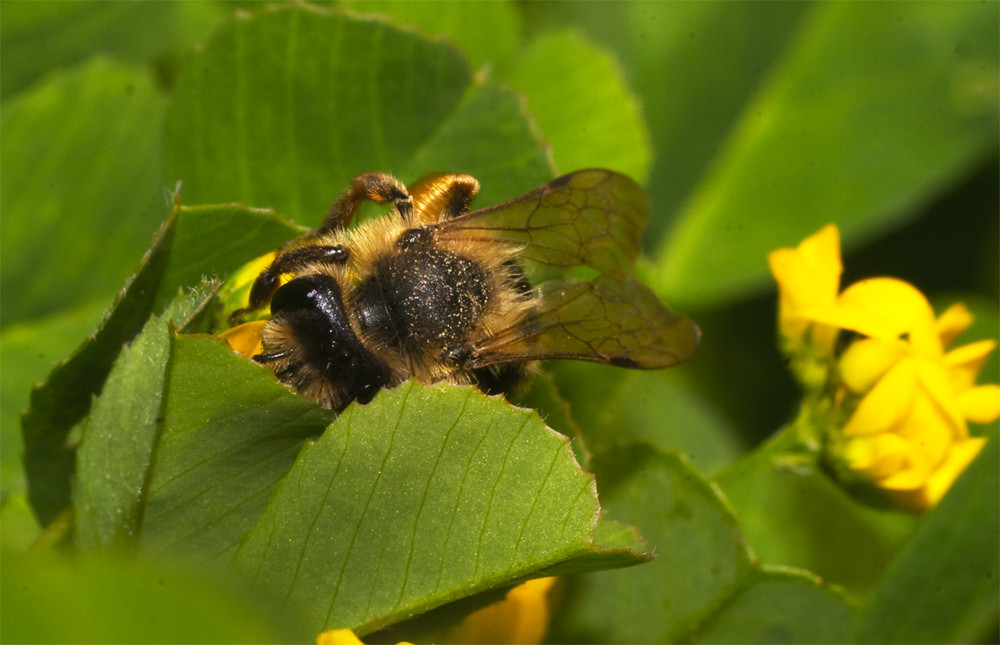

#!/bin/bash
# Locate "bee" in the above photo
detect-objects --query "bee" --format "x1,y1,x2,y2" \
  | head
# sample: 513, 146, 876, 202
220, 169, 699, 411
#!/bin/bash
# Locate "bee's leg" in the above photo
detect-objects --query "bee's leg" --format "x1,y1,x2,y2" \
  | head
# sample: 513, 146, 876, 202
230, 244, 348, 324
320, 172, 413, 233
409, 174, 480, 223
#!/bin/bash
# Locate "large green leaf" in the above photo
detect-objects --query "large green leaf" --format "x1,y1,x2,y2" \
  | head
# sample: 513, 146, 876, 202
0, 58, 165, 327
21, 212, 175, 526
853, 433, 1000, 643
73, 285, 219, 552
232, 380, 645, 636
165, 5, 447, 223
655, 1, 999, 307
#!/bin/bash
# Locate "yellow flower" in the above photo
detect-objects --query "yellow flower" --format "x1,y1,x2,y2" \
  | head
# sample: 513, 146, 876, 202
314, 577, 557, 645
770, 225, 999, 512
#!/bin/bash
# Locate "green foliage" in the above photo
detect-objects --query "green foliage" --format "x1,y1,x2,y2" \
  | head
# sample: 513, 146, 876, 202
654, 1, 999, 309
3, 1, 996, 642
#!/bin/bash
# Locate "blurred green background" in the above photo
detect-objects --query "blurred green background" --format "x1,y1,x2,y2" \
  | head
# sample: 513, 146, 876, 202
1, 1, 997, 642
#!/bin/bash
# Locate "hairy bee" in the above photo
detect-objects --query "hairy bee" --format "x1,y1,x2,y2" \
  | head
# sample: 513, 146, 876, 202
221, 169, 699, 411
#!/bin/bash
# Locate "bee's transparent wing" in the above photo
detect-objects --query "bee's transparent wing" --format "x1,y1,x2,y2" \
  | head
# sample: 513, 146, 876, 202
470, 276, 700, 369
432, 169, 647, 280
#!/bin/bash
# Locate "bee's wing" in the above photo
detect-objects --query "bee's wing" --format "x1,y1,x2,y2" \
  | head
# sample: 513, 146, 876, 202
470, 276, 700, 369
431, 169, 647, 280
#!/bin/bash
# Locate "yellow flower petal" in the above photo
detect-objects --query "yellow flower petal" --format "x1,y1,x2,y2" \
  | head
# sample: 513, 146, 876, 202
936, 302, 974, 348
838, 337, 907, 394
944, 339, 997, 390
843, 396, 952, 491
316, 629, 365, 645
842, 359, 919, 437
316, 629, 412, 645
913, 357, 968, 438
890, 392, 953, 465
843, 433, 914, 480
822, 278, 940, 354
218, 320, 266, 359
877, 450, 934, 491
768, 224, 842, 348
887, 437, 987, 513
921, 437, 987, 505
439, 577, 558, 645
958, 384, 1000, 424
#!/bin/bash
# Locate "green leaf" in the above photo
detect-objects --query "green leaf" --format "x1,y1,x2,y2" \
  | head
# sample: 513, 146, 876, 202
139, 335, 332, 559
72, 283, 219, 552
551, 444, 752, 642
0, 57, 165, 327
401, 82, 554, 207
656, 1, 1000, 308
153, 203, 306, 313
74, 315, 171, 551
499, 30, 652, 182
21, 213, 176, 526
714, 428, 917, 597
340, 0, 521, 71
693, 567, 853, 644
164, 3, 555, 227
550, 442, 854, 643
549, 361, 741, 475
1, 301, 106, 500
232, 381, 641, 636
1, 551, 306, 643
164, 3, 472, 225
853, 433, 1000, 643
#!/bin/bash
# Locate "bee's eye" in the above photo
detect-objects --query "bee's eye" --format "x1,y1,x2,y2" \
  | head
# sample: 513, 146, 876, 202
270, 275, 344, 320
268, 274, 392, 402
